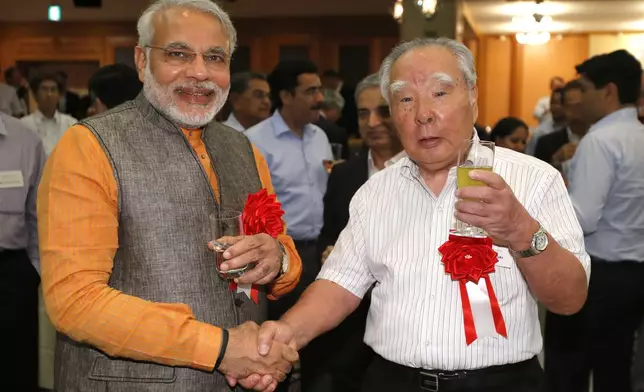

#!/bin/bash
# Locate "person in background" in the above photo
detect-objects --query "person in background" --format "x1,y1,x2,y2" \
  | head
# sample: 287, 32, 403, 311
489, 116, 529, 153
558, 49, 644, 392
223, 71, 271, 131
21, 74, 77, 155
2, 67, 28, 117
37, 1, 301, 390
87, 63, 143, 116
321, 69, 343, 92
526, 87, 567, 156
535, 80, 588, 171
534, 76, 565, 124
0, 112, 46, 392
313, 73, 404, 391
55, 71, 83, 120
634, 75, 644, 392
245, 59, 332, 390
316, 88, 349, 160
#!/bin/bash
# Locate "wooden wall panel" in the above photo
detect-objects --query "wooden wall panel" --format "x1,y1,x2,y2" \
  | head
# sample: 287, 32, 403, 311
476, 34, 589, 128
477, 36, 512, 128
0, 16, 397, 82
516, 35, 589, 126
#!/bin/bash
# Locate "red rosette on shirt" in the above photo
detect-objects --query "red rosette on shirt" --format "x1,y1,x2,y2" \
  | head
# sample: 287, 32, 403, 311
229, 189, 285, 304
438, 234, 508, 345
241, 188, 285, 238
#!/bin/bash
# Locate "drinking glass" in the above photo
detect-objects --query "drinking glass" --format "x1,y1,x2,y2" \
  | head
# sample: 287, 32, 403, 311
323, 143, 344, 173
209, 210, 248, 279
330, 143, 343, 161
455, 139, 495, 237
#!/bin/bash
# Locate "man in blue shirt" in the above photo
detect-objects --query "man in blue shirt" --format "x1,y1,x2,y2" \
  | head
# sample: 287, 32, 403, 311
245, 60, 331, 390
245, 60, 331, 312
546, 49, 644, 392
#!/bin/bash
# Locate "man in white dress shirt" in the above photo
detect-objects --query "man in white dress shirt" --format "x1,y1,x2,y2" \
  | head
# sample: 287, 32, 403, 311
21, 74, 77, 155
231, 37, 589, 392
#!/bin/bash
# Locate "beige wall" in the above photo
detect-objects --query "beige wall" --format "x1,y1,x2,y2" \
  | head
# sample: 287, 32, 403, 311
589, 33, 644, 60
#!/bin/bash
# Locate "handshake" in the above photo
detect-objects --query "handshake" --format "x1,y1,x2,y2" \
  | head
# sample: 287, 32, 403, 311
218, 320, 298, 392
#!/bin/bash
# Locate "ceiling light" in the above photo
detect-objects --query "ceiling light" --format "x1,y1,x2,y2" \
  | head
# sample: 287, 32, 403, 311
516, 31, 551, 45
393, 0, 404, 23
417, 0, 438, 19
48, 5, 61, 22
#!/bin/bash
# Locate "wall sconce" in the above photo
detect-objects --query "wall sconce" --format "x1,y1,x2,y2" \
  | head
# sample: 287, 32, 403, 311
417, 0, 438, 19
393, 0, 404, 24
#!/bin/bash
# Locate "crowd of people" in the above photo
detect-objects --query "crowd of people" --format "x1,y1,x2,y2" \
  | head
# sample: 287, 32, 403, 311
2, 0, 644, 392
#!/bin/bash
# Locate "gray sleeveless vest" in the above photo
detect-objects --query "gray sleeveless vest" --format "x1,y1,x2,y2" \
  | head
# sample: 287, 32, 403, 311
53, 93, 266, 391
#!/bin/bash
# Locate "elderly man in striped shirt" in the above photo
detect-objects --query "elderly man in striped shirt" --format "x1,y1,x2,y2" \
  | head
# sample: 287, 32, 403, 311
233, 37, 590, 392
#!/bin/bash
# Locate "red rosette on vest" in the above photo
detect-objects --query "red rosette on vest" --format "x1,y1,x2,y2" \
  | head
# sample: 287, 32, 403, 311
229, 189, 285, 304
438, 234, 508, 345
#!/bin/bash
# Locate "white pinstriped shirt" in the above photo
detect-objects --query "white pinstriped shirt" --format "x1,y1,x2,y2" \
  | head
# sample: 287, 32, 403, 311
318, 146, 590, 370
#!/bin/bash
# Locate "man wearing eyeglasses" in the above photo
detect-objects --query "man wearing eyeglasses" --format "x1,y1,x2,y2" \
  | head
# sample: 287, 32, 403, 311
310, 73, 403, 392
36, 1, 302, 391
223, 72, 271, 132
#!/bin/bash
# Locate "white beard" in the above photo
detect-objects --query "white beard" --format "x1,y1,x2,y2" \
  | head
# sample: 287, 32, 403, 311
143, 63, 229, 129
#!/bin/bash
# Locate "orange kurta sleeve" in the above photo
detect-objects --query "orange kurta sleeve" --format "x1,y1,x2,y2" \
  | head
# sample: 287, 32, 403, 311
251, 146, 302, 300
38, 124, 222, 372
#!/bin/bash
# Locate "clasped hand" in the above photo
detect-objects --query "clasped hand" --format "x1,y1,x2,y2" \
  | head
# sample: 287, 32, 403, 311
218, 321, 297, 392
454, 169, 537, 250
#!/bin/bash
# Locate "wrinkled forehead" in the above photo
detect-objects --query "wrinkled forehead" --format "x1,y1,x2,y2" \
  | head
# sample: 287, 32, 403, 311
389, 46, 464, 90
152, 7, 228, 50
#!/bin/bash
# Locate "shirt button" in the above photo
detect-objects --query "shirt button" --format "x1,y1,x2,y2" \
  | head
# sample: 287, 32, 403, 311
425, 341, 431, 346
200, 154, 206, 159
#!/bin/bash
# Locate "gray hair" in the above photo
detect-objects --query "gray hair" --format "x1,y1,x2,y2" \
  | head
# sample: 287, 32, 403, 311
137, 0, 237, 55
379, 37, 477, 103
230, 71, 267, 95
320, 88, 345, 111
354, 73, 381, 103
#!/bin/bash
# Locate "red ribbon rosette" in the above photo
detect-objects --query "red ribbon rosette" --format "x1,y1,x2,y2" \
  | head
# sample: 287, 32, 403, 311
438, 234, 508, 345
229, 189, 285, 304
241, 189, 285, 238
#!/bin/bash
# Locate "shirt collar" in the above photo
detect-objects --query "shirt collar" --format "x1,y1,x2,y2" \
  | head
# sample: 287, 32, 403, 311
225, 113, 244, 131
566, 127, 581, 144
271, 110, 316, 137
0, 114, 8, 136
385, 150, 408, 168
590, 107, 638, 133
34, 110, 61, 124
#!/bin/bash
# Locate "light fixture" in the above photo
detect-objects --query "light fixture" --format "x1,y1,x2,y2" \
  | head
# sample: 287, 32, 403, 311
417, 0, 438, 19
48, 5, 61, 21
393, 0, 404, 23
516, 31, 551, 45
513, 1, 552, 46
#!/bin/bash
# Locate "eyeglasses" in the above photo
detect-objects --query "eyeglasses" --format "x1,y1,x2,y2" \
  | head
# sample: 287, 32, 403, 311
146, 46, 229, 71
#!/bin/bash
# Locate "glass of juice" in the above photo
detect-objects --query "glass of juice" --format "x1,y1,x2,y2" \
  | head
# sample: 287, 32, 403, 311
455, 139, 495, 237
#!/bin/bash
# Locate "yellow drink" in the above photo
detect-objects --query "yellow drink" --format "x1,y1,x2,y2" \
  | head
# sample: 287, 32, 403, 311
456, 166, 493, 188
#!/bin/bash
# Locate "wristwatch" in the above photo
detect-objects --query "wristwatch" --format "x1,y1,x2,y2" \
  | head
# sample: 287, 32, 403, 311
276, 240, 289, 277
510, 223, 549, 258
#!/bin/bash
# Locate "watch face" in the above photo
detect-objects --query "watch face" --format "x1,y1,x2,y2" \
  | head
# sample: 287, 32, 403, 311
534, 231, 548, 251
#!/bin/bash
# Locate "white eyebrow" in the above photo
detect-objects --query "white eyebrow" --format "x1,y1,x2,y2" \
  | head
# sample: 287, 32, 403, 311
389, 72, 455, 96
389, 80, 408, 94
431, 72, 455, 86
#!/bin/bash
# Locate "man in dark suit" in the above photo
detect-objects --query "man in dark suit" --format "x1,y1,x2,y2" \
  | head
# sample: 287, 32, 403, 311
310, 73, 403, 392
535, 80, 588, 168
317, 88, 349, 159
55, 71, 84, 120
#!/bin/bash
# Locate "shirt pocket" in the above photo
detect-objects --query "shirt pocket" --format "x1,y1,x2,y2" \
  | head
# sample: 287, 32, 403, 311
0, 186, 26, 215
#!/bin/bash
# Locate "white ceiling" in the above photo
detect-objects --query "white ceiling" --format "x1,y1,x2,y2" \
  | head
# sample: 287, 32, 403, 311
464, 0, 644, 34
0, 0, 394, 21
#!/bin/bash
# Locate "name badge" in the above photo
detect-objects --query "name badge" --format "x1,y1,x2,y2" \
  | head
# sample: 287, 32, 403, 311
0, 170, 25, 189
493, 245, 514, 269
